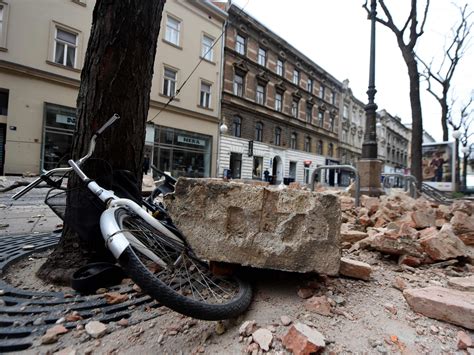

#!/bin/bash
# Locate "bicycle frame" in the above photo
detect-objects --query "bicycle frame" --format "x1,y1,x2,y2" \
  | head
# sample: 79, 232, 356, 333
13, 114, 184, 263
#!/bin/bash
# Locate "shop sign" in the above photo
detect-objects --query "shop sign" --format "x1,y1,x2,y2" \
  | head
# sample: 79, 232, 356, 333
177, 135, 205, 146
56, 114, 76, 126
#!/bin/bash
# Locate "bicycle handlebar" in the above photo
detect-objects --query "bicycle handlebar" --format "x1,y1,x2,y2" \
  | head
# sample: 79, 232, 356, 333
11, 167, 71, 200
12, 113, 120, 200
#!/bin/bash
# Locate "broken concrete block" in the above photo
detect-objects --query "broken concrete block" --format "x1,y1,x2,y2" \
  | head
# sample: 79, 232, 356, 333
448, 275, 474, 292
339, 257, 372, 281
403, 286, 474, 330
419, 224, 470, 261
165, 178, 341, 274
340, 230, 368, 244
305, 296, 332, 316
252, 328, 273, 351
282, 323, 325, 354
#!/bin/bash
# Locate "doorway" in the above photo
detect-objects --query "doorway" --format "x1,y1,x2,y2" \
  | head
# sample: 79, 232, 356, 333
230, 152, 242, 179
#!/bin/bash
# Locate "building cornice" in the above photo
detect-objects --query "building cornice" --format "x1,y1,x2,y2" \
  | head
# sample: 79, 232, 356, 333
0, 60, 80, 88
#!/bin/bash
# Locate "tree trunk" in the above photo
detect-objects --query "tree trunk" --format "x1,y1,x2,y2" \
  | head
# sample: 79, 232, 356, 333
441, 89, 449, 142
402, 50, 423, 190
37, 0, 166, 285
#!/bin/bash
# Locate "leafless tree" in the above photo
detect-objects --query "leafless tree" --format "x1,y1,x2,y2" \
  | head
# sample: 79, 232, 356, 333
37, 0, 166, 284
419, 4, 473, 142
363, 0, 430, 188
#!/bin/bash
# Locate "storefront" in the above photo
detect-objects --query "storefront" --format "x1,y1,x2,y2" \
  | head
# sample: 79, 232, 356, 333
151, 125, 212, 179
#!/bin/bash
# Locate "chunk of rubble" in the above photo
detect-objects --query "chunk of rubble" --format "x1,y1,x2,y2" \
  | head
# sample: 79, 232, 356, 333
419, 224, 471, 261
450, 211, 474, 246
448, 275, 474, 292
339, 257, 372, 281
165, 178, 341, 274
305, 296, 332, 316
239, 320, 257, 337
403, 286, 474, 330
252, 328, 273, 351
282, 323, 325, 354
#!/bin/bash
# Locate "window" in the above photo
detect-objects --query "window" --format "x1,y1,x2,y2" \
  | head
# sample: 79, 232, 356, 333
256, 84, 265, 105
290, 133, 297, 149
233, 74, 244, 97
277, 59, 284, 76
258, 47, 266, 66
0, 2, 9, 49
291, 99, 298, 118
318, 111, 324, 127
319, 85, 325, 100
0, 90, 8, 115
253, 156, 263, 179
306, 104, 312, 123
342, 130, 347, 143
305, 136, 311, 152
307, 78, 313, 93
165, 16, 180, 45
275, 92, 282, 112
317, 140, 323, 155
232, 116, 241, 137
330, 91, 336, 105
275, 127, 281, 146
255, 122, 263, 142
236, 34, 246, 55
343, 104, 349, 119
293, 70, 299, 85
329, 116, 335, 131
201, 34, 214, 61
328, 143, 334, 157
163, 67, 177, 96
54, 28, 77, 67
199, 82, 211, 108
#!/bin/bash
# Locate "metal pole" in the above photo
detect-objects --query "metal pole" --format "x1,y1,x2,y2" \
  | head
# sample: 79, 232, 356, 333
362, 0, 378, 159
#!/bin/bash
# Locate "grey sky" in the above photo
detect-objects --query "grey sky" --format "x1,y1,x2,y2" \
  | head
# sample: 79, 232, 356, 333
231, 0, 474, 142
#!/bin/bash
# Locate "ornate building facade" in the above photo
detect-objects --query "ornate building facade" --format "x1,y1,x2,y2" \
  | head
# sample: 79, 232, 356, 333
219, 4, 341, 184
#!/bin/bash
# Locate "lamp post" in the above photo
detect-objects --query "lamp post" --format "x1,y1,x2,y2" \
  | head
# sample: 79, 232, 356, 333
358, 0, 384, 196
452, 129, 461, 192
216, 121, 228, 178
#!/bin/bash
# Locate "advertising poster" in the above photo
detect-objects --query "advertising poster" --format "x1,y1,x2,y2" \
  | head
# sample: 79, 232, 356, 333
422, 142, 455, 191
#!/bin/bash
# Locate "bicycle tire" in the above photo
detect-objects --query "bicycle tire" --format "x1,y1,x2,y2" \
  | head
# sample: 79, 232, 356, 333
113, 208, 252, 320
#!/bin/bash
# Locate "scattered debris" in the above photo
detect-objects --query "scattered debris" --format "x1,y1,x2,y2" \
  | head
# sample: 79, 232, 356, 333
339, 257, 372, 281
40, 325, 68, 344
282, 323, 326, 354
251, 328, 273, 351
85, 321, 108, 338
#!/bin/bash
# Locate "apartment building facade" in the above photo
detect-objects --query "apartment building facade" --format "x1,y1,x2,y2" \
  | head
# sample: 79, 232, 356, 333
376, 109, 411, 174
219, 4, 341, 185
0, 0, 226, 177
338, 79, 366, 185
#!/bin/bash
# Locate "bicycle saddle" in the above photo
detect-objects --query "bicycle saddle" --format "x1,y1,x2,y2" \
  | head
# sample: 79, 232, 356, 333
71, 262, 126, 294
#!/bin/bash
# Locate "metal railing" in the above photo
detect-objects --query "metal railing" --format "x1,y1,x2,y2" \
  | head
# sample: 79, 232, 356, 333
381, 173, 418, 198
310, 165, 360, 207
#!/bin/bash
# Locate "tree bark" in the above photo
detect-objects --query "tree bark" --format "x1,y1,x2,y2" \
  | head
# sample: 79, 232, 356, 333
37, 0, 166, 285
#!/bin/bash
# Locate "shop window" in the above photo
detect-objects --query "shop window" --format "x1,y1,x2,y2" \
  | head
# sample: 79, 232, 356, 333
42, 103, 76, 171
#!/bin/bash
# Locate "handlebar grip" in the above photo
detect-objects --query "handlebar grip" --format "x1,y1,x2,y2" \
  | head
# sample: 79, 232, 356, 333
11, 176, 44, 200
96, 113, 120, 135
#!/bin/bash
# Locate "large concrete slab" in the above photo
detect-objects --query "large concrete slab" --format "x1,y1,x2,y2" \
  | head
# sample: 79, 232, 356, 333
165, 178, 341, 275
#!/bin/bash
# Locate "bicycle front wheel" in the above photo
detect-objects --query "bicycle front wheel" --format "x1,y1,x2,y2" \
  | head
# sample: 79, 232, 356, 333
113, 208, 252, 320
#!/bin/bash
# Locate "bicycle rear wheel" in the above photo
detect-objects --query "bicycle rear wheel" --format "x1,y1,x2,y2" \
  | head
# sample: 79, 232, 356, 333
113, 208, 252, 320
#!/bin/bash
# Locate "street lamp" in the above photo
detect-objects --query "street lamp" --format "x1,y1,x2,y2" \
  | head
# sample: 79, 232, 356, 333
452, 130, 461, 192
358, 0, 384, 196
216, 121, 228, 178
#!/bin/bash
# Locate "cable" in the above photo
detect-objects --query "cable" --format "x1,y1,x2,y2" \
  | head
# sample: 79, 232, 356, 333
147, 0, 250, 124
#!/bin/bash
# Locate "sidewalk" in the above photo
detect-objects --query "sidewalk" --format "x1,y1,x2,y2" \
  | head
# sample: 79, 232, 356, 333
0, 177, 62, 237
